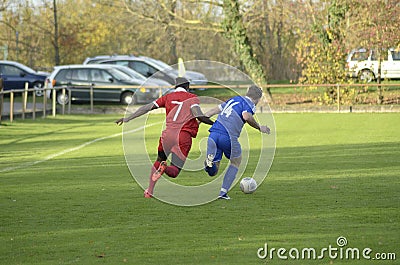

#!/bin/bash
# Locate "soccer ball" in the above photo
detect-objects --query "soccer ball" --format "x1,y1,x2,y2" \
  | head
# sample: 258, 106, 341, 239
240, 177, 257, 194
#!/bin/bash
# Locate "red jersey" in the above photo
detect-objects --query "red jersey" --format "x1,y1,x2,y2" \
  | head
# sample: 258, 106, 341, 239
154, 88, 200, 137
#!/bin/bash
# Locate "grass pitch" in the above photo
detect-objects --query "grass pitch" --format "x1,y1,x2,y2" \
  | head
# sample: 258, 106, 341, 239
0, 113, 399, 264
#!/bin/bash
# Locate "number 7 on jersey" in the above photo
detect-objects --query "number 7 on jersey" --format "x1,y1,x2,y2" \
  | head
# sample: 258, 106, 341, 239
171, 100, 183, 121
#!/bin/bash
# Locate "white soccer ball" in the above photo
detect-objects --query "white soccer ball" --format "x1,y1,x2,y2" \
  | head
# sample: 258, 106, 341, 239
240, 177, 257, 194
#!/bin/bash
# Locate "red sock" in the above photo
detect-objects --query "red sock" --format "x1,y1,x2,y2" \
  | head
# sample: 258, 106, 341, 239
153, 161, 161, 170
147, 161, 161, 194
164, 165, 180, 178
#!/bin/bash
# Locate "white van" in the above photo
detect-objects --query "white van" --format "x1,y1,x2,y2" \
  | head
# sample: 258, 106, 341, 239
346, 48, 400, 82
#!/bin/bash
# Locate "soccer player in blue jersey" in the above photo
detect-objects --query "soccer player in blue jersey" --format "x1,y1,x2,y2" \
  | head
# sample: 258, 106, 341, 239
204, 85, 271, 200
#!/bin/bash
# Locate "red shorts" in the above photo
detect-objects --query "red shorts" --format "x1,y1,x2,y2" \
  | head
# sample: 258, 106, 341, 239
158, 129, 193, 162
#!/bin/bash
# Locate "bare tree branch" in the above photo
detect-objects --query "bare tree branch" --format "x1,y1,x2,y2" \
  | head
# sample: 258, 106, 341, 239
122, 0, 222, 32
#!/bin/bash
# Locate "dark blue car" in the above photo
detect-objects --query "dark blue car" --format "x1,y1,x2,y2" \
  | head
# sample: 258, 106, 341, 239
0, 60, 49, 95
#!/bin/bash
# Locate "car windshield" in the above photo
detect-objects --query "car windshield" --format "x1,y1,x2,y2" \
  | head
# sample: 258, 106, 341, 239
108, 68, 134, 81
116, 67, 146, 80
87, 59, 105, 64
14, 63, 36, 74
391, 49, 400, 60
371, 49, 389, 61
351, 50, 369, 61
145, 57, 174, 71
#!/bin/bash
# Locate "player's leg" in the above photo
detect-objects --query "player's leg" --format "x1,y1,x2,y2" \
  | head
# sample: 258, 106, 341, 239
165, 131, 192, 178
204, 132, 222, 176
166, 154, 182, 178
219, 137, 241, 200
145, 139, 168, 197
219, 156, 241, 200
151, 150, 168, 182
205, 160, 221, 177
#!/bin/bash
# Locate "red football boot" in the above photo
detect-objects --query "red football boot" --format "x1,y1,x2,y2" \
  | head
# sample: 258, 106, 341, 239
151, 161, 167, 182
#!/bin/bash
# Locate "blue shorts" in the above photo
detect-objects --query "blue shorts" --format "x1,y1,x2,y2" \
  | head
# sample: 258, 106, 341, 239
207, 131, 241, 161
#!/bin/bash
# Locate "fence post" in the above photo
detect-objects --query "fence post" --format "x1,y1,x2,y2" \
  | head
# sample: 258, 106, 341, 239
337, 84, 340, 113
22, 82, 28, 119
10, 91, 14, 122
0, 78, 3, 124
42, 86, 46, 118
68, 89, 71, 114
52, 88, 56, 117
32, 88, 36, 120
61, 88, 65, 115
90, 85, 94, 113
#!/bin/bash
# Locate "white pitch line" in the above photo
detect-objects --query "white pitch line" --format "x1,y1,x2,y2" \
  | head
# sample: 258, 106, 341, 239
0, 123, 158, 174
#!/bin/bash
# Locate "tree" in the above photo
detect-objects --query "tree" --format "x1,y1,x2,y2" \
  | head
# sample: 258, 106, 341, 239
122, 0, 272, 99
1, 0, 299, 89
3, 0, 397, 106
243, 0, 300, 82
0, 0, 8, 11
222, 0, 264, 83
52, 0, 60, 65
348, 0, 400, 103
221, 0, 272, 99
121, 0, 225, 62
294, 0, 354, 104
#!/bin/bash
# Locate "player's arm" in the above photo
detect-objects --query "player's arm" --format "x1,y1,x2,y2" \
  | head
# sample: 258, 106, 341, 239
205, 106, 222, 118
242, 111, 270, 134
191, 105, 214, 125
115, 102, 158, 125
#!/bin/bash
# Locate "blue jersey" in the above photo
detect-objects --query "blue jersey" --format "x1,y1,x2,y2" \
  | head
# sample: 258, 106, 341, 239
209, 96, 256, 139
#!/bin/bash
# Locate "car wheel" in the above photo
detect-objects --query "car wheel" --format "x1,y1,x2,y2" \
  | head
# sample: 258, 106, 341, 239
57, 91, 69, 105
358, 70, 375, 83
121, 91, 136, 105
33, 82, 44, 97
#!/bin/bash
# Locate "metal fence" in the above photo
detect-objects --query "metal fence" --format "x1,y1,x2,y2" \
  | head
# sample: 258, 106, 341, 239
1, 82, 399, 123
0, 83, 162, 122
0, 83, 51, 123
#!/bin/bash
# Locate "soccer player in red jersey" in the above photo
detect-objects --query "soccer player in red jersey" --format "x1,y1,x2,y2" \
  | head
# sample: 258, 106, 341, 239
116, 77, 214, 198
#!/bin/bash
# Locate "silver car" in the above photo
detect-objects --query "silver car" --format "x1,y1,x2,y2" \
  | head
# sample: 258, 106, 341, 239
83, 55, 208, 85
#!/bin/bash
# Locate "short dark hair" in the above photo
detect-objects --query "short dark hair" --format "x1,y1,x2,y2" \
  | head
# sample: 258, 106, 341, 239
246, 85, 263, 100
175, 77, 190, 90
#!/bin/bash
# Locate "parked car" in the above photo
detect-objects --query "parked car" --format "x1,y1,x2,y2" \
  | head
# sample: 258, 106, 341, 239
346, 48, 400, 82
107, 64, 171, 87
105, 64, 172, 100
0, 60, 49, 95
82, 55, 118, 64
47, 64, 166, 105
83, 55, 208, 86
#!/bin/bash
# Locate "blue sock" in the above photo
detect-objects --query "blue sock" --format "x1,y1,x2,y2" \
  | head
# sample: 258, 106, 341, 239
220, 164, 239, 195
